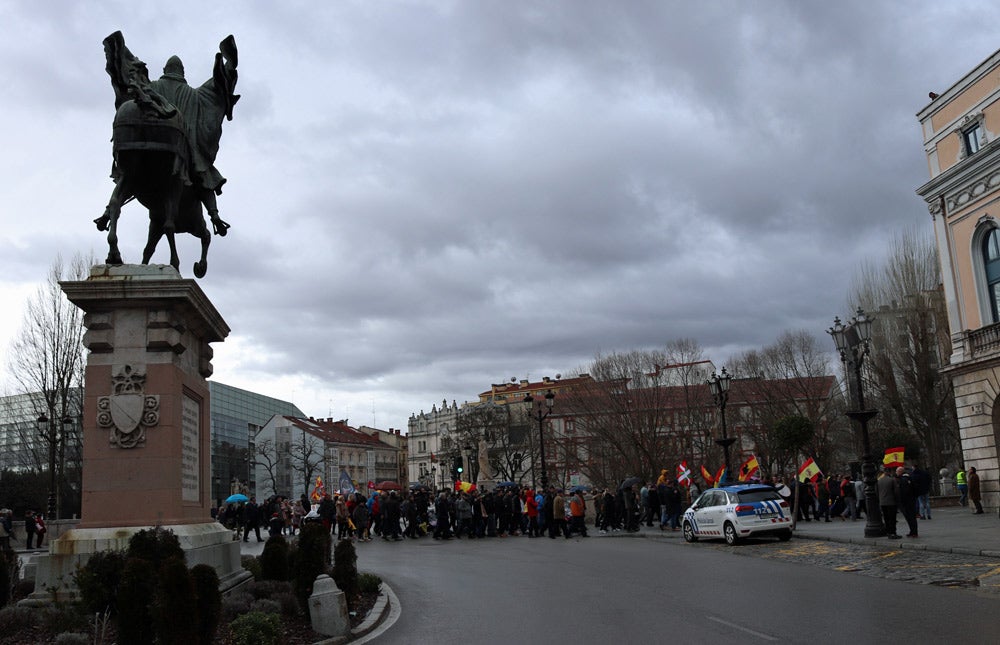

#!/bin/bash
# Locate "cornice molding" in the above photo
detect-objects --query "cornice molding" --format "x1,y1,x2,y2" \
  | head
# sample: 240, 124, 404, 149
918, 142, 1000, 216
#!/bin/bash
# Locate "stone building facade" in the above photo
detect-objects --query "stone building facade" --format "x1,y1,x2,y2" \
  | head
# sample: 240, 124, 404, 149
917, 47, 1000, 511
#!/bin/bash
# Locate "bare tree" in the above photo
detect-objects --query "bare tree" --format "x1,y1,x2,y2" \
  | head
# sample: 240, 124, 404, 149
453, 402, 529, 484
566, 344, 712, 486
6, 253, 92, 517
848, 227, 960, 491
252, 438, 282, 497
729, 331, 849, 477
289, 428, 325, 497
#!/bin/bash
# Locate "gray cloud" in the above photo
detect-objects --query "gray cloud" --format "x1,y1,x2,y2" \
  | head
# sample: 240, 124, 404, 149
2, 1, 997, 428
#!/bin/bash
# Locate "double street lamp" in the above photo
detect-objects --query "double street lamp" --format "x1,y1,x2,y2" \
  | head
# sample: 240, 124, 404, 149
828, 308, 885, 538
524, 389, 555, 489
37, 413, 72, 520
707, 368, 735, 485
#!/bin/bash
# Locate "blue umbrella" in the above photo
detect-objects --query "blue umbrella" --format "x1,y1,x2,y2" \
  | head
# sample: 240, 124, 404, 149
225, 493, 248, 504
570, 485, 591, 493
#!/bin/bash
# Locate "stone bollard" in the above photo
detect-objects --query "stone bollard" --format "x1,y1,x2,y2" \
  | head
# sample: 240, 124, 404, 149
309, 574, 350, 637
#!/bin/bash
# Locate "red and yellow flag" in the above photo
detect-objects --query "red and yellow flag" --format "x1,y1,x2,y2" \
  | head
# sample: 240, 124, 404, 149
738, 454, 760, 482
798, 458, 822, 483
882, 446, 905, 468
454, 480, 477, 493
309, 476, 325, 502
714, 466, 727, 488
701, 465, 715, 487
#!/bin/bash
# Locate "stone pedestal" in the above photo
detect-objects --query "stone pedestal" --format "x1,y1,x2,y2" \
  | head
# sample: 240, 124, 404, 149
25, 265, 250, 603
309, 574, 350, 637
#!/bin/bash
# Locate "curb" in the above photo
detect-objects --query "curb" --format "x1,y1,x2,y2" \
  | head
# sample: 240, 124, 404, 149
350, 582, 392, 639
603, 525, 1000, 558
791, 531, 997, 557
314, 581, 396, 644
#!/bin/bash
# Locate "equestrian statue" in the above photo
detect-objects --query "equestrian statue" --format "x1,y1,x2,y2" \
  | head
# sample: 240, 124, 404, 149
95, 31, 239, 278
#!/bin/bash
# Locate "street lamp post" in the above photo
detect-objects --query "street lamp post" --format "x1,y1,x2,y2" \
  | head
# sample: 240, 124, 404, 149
829, 308, 885, 538
37, 414, 57, 519
524, 389, 555, 489
707, 368, 735, 485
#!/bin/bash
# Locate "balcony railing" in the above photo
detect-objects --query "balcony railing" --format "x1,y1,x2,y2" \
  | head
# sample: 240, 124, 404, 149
968, 322, 1000, 358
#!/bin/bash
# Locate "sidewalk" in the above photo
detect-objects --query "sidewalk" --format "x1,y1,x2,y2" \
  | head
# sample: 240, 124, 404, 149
603, 506, 1000, 557
788, 506, 1000, 556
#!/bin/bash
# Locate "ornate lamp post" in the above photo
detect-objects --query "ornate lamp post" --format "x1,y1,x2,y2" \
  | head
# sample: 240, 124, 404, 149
707, 368, 735, 485
37, 414, 57, 519
829, 308, 885, 538
524, 389, 555, 489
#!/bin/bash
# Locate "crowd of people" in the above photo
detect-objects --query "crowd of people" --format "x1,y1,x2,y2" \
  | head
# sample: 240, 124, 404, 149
0, 508, 46, 552
765, 462, 943, 539
213, 482, 689, 544
212, 461, 982, 545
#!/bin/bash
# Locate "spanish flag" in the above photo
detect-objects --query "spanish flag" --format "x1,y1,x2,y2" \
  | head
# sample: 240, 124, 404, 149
738, 454, 760, 482
714, 466, 727, 487
701, 465, 715, 487
454, 480, 477, 493
883, 446, 905, 468
798, 457, 822, 483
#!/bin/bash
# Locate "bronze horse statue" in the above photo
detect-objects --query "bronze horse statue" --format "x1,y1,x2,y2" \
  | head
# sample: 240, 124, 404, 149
96, 32, 237, 279
97, 100, 217, 277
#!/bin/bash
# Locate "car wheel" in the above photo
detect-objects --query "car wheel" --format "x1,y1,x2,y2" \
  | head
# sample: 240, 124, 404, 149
682, 522, 698, 543
723, 522, 739, 546
778, 529, 792, 542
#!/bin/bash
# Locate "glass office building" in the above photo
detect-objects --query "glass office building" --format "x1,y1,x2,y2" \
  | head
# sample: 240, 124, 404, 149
208, 381, 304, 506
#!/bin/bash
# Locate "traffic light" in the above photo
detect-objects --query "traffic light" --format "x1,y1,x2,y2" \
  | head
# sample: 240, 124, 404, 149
455, 455, 464, 474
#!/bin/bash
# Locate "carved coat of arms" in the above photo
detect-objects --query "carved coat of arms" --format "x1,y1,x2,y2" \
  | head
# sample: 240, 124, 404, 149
97, 365, 159, 448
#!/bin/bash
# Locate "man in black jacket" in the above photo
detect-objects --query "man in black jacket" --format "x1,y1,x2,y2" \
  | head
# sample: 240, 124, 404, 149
897, 467, 919, 538
243, 496, 263, 542
910, 463, 932, 520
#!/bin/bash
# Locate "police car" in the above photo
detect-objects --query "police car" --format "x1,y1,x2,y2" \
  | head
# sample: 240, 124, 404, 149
682, 484, 792, 545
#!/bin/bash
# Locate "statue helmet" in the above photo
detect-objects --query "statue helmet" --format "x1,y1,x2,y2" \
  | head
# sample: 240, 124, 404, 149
163, 55, 185, 81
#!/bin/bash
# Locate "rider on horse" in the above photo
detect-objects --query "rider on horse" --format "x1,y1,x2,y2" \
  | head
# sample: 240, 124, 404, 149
96, 32, 238, 265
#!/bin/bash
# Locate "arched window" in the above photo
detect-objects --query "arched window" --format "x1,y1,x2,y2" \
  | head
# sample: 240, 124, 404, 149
984, 228, 1000, 323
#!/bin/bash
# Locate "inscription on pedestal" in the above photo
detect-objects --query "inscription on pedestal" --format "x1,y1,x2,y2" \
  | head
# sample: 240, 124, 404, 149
181, 394, 200, 502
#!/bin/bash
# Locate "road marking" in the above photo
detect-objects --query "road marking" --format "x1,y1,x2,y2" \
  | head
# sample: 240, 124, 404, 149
977, 565, 1000, 588
706, 615, 778, 641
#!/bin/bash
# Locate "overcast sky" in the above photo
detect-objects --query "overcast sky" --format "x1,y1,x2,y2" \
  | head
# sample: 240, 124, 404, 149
1, 2, 996, 432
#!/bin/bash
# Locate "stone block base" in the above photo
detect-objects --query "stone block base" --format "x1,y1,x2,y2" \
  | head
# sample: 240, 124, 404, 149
21, 522, 251, 606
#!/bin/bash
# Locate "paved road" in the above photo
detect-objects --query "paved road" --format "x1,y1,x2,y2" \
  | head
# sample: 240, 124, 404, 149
352, 534, 998, 644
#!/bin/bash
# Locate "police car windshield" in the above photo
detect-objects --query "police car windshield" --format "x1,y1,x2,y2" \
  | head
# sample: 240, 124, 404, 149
737, 489, 781, 502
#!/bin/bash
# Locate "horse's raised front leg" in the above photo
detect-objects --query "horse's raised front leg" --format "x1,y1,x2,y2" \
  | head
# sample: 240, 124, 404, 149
193, 225, 211, 278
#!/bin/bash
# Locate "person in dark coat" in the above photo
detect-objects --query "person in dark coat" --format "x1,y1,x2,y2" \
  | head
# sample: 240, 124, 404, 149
243, 496, 262, 542
877, 467, 901, 539
600, 489, 617, 533
318, 493, 336, 535
909, 463, 932, 520
969, 467, 984, 514
645, 484, 659, 527
497, 490, 511, 536
483, 490, 497, 537
433, 491, 452, 539
383, 491, 402, 540
896, 466, 918, 538
24, 510, 36, 549
663, 480, 684, 531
